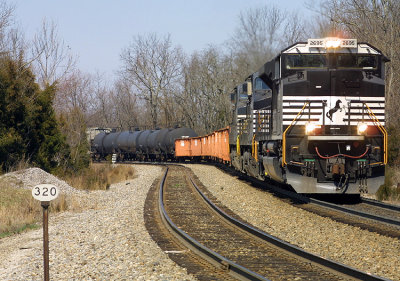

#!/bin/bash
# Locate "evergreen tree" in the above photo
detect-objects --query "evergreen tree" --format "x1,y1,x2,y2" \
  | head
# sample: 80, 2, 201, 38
0, 56, 70, 172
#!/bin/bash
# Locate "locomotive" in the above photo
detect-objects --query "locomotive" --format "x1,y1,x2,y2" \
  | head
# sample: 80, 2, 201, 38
228, 38, 388, 194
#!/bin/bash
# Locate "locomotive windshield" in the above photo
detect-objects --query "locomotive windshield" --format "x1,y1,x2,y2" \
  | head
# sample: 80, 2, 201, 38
284, 54, 378, 71
286, 54, 327, 69
337, 54, 377, 69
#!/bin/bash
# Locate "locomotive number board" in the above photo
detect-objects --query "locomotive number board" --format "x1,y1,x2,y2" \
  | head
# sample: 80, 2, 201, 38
308, 38, 357, 48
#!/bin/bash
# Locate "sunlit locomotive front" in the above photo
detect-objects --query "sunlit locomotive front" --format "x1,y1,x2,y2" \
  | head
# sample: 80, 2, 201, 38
230, 38, 388, 194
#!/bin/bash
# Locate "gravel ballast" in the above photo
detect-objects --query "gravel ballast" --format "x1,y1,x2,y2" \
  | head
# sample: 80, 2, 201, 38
0, 165, 196, 281
187, 164, 400, 281
1, 164, 399, 280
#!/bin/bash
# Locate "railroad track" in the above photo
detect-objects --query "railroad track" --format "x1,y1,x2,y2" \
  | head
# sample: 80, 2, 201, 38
117, 161, 400, 238
212, 163, 400, 239
149, 165, 388, 281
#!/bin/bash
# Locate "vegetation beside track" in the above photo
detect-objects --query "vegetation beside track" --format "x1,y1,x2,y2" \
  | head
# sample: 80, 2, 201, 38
0, 163, 135, 238
376, 167, 400, 202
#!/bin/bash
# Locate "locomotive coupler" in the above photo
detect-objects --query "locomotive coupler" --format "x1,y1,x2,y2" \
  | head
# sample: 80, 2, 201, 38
326, 158, 348, 190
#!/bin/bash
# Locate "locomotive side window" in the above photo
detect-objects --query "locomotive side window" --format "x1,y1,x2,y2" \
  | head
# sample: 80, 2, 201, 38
337, 54, 377, 69
238, 85, 248, 101
255, 78, 269, 90
286, 54, 327, 69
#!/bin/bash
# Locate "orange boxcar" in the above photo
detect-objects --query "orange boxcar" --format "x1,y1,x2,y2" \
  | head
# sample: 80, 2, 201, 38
190, 137, 202, 157
213, 127, 230, 162
175, 138, 191, 157
175, 127, 230, 163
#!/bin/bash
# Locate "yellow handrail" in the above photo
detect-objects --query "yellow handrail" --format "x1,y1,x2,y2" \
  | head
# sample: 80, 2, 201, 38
251, 134, 258, 161
364, 103, 387, 164
236, 135, 240, 155
282, 102, 309, 167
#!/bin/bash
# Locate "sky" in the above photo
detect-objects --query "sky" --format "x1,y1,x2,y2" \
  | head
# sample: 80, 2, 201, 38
8, 0, 312, 81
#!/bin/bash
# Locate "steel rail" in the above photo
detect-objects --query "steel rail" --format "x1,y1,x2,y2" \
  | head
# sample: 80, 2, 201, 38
229, 165, 400, 229
188, 177, 390, 281
309, 197, 400, 228
361, 197, 400, 212
158, 168, 270, 281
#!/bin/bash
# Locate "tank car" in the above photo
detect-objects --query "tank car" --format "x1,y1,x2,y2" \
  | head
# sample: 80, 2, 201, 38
229, 38, 388, 194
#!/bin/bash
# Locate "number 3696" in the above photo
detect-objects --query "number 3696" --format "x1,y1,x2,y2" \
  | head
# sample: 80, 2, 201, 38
32, 184, 59, 201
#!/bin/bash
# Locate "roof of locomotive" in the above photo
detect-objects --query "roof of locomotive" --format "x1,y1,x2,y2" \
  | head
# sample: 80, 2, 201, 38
280, 38, 388, 60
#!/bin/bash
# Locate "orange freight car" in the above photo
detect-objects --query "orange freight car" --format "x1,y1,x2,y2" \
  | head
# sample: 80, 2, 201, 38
190, 137, 202, 159
175, 138, 191, 157
214, 127, 230, 162
175, 127, 230, 163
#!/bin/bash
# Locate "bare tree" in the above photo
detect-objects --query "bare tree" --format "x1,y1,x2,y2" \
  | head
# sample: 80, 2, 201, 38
0, 1, 15, 50
55, 70, 93, 114
91, 72, 115, 128
0, 1, 27, 61
120, 33, 184, 128
178, 46, 231, 134
227, 5, 309, 81
281, 11, 310, 46
112, 79, 140, 129
31, 19, 76, 87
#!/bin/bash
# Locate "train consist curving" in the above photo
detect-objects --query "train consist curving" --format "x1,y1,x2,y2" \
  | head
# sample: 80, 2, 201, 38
93, 38, 388, 195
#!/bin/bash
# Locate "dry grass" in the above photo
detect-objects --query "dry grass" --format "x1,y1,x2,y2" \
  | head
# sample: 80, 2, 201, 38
0, 184, 67, 237
0, 163, 135, 237
62, 163, 136, 190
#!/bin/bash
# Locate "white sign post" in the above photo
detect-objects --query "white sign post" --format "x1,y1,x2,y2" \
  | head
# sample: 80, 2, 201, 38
32, 184, 59, 281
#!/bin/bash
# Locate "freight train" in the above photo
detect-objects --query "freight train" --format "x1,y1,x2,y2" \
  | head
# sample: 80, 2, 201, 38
92, 37, 388, 195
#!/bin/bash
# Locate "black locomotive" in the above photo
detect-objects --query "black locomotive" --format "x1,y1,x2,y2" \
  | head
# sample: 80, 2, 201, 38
229, 38, 388, 194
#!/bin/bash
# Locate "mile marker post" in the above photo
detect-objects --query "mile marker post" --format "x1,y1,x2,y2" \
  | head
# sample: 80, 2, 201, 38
32, 184, 59, 281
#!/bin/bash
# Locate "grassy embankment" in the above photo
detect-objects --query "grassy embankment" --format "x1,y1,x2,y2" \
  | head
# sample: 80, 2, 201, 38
376, 166, 400, 201
0, 164, 135, 238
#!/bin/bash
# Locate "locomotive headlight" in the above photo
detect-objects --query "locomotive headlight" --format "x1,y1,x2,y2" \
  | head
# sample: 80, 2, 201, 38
305, 122, 316, 135
357, 122, 368, 134
326, 39, 341, 48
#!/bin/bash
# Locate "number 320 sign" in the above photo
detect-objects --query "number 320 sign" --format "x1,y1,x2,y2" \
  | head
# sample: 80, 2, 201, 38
32, 184, 59, 201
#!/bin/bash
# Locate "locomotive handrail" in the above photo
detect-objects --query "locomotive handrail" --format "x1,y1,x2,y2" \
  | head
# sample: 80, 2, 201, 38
364, 103, 387, 164
282, 101, 309, 167
251, 134, 258, 161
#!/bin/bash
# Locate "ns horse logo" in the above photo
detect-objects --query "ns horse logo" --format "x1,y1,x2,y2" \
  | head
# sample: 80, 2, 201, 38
326, 99, 342, 122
